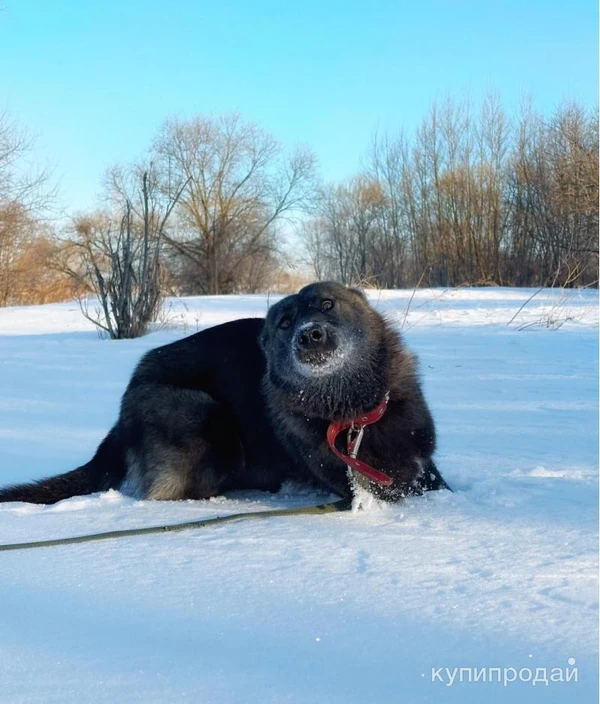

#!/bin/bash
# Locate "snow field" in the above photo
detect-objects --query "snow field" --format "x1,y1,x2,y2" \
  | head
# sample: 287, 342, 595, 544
0, 287, 597, 703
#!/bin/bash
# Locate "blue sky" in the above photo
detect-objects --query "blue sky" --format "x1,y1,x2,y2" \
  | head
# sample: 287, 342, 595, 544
0, 0, 597, 213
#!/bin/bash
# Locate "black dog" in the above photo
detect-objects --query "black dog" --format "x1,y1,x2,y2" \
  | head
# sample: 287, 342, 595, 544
0, 282, 448, 504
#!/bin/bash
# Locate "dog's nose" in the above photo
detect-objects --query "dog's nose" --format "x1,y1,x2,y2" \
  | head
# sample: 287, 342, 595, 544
297, 323, 327, 349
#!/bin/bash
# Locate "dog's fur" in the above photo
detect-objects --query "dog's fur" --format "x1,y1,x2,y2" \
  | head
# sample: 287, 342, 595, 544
0, 282, 448, 504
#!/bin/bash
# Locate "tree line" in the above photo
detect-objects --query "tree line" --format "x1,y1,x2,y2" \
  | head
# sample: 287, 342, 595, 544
0, 95, 597, 336
304, 96, 598, 288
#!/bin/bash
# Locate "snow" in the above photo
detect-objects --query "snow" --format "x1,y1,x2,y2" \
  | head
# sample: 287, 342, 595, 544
0, 288, 598, 703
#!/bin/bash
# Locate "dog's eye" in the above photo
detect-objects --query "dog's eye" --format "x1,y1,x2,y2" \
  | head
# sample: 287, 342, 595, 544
321, 299, 334, 312
278, 316, 292, 330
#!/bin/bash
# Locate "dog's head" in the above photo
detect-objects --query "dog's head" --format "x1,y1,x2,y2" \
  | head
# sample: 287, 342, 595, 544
261, 282, 399, 420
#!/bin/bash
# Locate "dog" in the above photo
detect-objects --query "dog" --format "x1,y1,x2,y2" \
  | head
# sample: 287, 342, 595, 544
0, 282, 448, 504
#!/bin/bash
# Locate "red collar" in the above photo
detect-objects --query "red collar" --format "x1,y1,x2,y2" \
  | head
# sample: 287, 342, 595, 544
326, 394, 393, 487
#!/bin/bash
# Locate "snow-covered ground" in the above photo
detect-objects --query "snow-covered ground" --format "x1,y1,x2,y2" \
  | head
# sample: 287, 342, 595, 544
0, 287, 598, 704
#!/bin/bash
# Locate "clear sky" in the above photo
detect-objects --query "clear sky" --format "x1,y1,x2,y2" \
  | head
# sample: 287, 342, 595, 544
1, 0, 597, 213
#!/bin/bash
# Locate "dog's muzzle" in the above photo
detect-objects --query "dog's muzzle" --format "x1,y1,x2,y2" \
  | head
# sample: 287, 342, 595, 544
293, 323, 337, 366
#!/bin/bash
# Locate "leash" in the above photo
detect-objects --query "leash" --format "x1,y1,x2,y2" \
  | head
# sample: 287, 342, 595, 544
0, 499, 351, 553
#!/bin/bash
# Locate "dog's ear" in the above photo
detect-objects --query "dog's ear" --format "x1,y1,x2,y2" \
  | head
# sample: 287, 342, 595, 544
259, 320, 270, 352
260, 298, 278, 352
348, 287, 367, 302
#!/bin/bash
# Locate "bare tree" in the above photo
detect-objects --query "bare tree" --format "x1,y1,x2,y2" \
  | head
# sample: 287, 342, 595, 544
301, 177, 387, 285
64, 166, 188, 338
0, 111, 55, 305
507, 101, 598, 286
367, 131, 410, 287
154, 113, 318, 294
